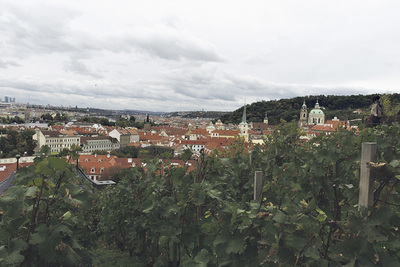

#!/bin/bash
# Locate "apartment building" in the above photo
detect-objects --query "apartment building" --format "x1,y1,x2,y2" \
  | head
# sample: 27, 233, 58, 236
80, 136, 120, 153
33, 130, 80, 153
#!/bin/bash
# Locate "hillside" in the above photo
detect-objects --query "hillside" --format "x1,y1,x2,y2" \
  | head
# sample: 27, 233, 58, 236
219, 93, 400, 125
165, 110, 228, 119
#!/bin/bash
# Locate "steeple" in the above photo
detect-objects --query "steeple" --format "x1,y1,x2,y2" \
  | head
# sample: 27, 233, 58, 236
315, 99, 320, 109
144, 114, 151, 131
241, 104, 247, 124
239, 103, 249, 142
264, 111, 268, 125
302, 100, 307, 109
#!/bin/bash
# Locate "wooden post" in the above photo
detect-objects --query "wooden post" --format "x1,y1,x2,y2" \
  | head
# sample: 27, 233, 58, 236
249, 152, 252, 169
359, 142, 377, 209
254, 171, 263, 202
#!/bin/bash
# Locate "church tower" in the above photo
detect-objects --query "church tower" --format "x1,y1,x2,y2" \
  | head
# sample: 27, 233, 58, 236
144, 114, 151, 131
263, 111, 268, 125
239, 104, 249, 142
299, 100, 308, 128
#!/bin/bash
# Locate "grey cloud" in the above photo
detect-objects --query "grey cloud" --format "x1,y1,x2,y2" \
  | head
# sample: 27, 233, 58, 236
0, 3, 78, 57
64, 59, 103, 79
1, 3, 224, 64
127, 26, 224, 62
0, 60, 19, 68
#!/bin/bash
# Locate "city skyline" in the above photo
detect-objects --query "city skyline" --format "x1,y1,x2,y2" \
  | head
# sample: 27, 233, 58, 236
1, 0, 399, 112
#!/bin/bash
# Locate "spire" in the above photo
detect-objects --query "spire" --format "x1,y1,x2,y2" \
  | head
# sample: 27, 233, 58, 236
315, 99, 320, 109
241, 104, 247, 124
302, 100, 307, 109
264, 111, 269, 125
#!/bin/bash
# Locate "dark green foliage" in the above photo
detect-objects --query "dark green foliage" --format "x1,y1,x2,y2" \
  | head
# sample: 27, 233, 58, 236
97, 122, 400, 266
3, 121, 400, 265
0, 128, 37, 158
0, 116, 24, 124
78, 116, 115, 126
166, 111, 228, 119
0, 149, 94, 266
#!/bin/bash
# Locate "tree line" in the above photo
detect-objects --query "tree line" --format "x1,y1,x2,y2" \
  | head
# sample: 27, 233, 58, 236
219, 93, 400, 125
77, 115, 149, 129
1, 116, 25, 124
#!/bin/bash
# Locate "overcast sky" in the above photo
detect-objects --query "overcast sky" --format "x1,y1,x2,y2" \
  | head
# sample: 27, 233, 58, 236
1, 1, 399, 112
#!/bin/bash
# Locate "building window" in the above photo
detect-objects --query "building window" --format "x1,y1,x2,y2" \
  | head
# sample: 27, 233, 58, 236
91, 167, 95, 173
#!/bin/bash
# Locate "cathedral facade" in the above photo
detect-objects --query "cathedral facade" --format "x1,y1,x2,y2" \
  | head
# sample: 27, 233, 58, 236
299, 100, 325, 128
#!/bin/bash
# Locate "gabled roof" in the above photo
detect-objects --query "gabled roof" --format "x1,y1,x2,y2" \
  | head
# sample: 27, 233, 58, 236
78, 154, 117, 163
139, 132, 164, 141
190, 129, 209, 136
179, 139, 207, 146
41, 130, 62, 137
60, 130, 78, 137
0, 162, 35, 183
112, 158, 142, 168
78, 161, 114, 175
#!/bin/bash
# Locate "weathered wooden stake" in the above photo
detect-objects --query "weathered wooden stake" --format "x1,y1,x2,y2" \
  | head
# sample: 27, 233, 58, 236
359, 142, 377, 209
254, 171, 263, 202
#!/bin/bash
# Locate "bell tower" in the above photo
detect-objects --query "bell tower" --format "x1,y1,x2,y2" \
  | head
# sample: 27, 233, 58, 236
299, 100, 308, 128
239, 104, 249, 142
263, 111, 268, 125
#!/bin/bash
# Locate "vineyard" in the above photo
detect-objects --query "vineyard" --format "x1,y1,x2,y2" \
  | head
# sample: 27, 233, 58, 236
1, 122, 400, 266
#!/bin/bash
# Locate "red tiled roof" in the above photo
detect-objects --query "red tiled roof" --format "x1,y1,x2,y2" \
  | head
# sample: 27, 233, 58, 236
139, 132, 163, 141
0, 162, 35, 182
179, 139, 207, 145
113, 158, 142, 168
60, 130, 77, 137
213, 129, 239, 136
78, 154, 117, 163
41, 130, 62, 137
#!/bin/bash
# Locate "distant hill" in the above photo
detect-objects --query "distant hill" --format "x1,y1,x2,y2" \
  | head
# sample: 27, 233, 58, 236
165, 111, 229, 119
219, 94, 400, 125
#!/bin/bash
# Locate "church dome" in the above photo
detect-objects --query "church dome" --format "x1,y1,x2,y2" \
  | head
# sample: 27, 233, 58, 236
308, 100, 325, 125
206, 122, 215, 131
309, 109, 324, 115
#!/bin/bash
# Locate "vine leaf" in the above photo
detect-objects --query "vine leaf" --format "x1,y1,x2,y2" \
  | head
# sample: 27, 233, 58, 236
226, 237, 245, 254
0, 238, 28, 265
194, 249, 210, 264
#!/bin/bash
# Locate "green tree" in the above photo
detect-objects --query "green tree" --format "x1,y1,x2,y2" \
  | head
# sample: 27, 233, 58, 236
180, 148, 193, 162
41, 113, 53, 121
0, 150, 94, 266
